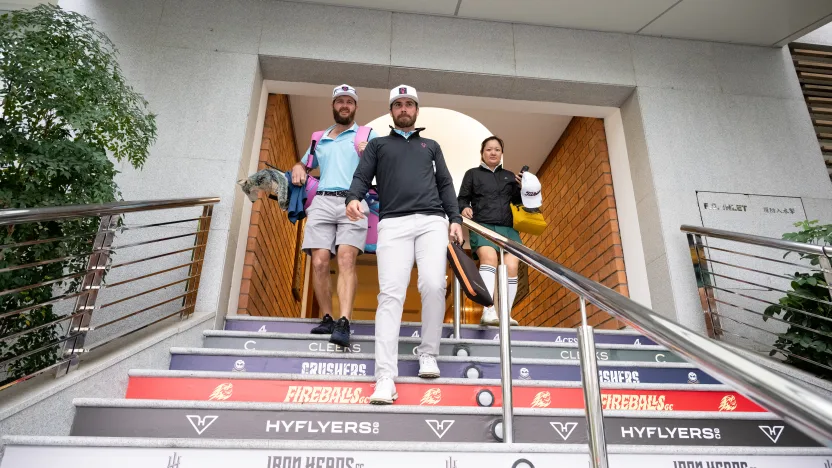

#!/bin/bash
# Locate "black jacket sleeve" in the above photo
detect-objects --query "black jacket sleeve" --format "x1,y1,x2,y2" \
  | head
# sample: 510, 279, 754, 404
346, 139, 378, 205
433, 144, 463, 224
457, 169, 473, 210
510, 172, 522, 206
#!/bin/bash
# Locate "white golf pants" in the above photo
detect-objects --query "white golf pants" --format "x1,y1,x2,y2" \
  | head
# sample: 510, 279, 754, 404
374, 214, 449, 379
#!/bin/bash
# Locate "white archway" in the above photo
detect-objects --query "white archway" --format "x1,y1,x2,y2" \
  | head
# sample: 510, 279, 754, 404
366, 107, 494, 193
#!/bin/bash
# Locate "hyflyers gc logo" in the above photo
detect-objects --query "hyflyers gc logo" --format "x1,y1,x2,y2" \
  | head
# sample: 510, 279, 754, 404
186, 415, 219, 435
426, 420, 455, 439
549, 422, 578, 440
759, 425, 785, 443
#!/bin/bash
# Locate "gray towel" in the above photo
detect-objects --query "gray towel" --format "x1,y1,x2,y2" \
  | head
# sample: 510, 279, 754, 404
237, 168, 289, 211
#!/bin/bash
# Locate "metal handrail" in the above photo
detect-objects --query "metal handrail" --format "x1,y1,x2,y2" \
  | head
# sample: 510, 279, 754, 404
0, 197, 218, 391
681, 224, 832, 257
0, 197, 220, 226
460, 218, 832, 450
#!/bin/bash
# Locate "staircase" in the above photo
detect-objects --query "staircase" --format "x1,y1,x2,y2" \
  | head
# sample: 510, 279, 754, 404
3, 315, 831, 467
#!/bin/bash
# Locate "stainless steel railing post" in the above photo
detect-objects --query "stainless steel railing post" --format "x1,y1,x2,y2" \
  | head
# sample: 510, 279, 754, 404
452, 277, 462, 339
497, 247, 514, 443
577, 296, 609, 468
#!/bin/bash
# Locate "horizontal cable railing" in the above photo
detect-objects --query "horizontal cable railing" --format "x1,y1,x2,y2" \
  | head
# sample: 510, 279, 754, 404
458, 218, 832, 466
0, 197, 219, 391
682, 224, 832, 379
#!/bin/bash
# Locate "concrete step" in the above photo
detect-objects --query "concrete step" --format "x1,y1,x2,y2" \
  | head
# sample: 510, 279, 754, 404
69, 399, 818, 447
224, 315, 656, 345
202, 330, 681, 363
169, 348, 718, 384
126, 369, 764, 412
5, 436, 831, 468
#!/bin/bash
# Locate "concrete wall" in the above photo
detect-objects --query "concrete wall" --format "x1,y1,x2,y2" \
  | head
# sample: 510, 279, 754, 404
57, 0, 832, 334
0, 313, 211, 437
799, 22, 832, 46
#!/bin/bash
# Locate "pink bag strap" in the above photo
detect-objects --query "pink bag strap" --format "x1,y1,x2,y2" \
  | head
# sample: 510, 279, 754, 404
354, 126, 372, 155
306, 130, 326, 170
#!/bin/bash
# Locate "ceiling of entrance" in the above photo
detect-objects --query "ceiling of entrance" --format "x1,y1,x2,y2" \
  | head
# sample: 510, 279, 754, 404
287, 0, 832, 46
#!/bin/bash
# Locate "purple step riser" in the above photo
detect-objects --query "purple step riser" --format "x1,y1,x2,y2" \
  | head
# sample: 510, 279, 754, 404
169, 354, 719, 385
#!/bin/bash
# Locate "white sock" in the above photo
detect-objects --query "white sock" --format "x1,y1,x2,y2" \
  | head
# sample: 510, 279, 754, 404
479, 265, 496, 305
508, 277, 518, 313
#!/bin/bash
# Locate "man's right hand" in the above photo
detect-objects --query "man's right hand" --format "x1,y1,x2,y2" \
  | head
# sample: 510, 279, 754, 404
291, 163, 307, 186
346, 200, 365, 221
461, 207, 473, 219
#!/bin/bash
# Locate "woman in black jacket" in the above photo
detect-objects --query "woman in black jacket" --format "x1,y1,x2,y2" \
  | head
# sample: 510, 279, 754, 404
457, 136, 522, 326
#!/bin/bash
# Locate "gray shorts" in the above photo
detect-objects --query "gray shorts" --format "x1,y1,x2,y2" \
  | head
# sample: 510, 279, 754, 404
302, 195, 369, 256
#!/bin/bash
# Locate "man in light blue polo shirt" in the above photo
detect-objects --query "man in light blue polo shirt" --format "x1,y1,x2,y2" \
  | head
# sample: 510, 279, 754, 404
291, 84, 378, 347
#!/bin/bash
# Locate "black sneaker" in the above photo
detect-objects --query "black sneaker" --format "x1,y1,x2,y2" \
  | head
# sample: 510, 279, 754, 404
329, 317, 351, 348
310, 314, 335, 334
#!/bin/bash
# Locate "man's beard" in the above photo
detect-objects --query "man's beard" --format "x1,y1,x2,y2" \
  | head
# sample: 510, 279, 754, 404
333, 107, 355, 125
394, 113, 415, 128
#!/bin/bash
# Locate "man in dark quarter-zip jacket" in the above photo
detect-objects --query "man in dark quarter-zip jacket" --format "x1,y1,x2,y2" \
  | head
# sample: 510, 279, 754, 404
345, 84, 463, 405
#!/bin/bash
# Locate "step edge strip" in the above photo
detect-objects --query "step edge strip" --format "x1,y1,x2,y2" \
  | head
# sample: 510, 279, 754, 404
5, 436, 830, 455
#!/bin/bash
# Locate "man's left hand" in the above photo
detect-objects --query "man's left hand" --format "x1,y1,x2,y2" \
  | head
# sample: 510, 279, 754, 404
358, 141, 368, 153
449, 223, 463, 244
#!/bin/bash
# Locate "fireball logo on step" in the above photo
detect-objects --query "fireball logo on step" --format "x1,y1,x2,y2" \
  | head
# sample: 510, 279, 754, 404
718, 395, 737, 412
208, 383, 234, 401
420, 388, 442, 405
530, 391, 552, 408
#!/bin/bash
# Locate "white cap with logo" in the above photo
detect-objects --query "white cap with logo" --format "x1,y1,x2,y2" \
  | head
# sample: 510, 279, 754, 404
389, 84, 419, 105
332, 84, 358, 101
521, 171, 542, 209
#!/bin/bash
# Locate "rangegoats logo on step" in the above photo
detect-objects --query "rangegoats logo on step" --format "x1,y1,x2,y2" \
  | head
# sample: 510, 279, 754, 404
420, 388, 442, 405
186, 415, 219, 435
530, 391, 552, 408
718, 395, 738, 412
283, 385, 369, 404
208, 383, 234, 401
425, 420, 455, 439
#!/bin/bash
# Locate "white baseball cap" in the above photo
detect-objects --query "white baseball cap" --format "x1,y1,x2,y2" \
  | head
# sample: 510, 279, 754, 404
332, 84, 358, 101
521, 172, 542, 209
389, 84, 419, 106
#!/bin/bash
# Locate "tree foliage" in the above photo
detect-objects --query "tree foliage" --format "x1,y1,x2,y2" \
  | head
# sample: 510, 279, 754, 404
763, 220, 832, 379
0, 4, 156, 385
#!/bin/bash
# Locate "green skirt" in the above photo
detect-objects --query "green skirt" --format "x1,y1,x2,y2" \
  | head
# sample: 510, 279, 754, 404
468, 223, 523, 260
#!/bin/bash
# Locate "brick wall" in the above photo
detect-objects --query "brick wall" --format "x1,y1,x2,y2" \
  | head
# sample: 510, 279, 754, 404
511, 117, 628, 330
237, 94, 303, 317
